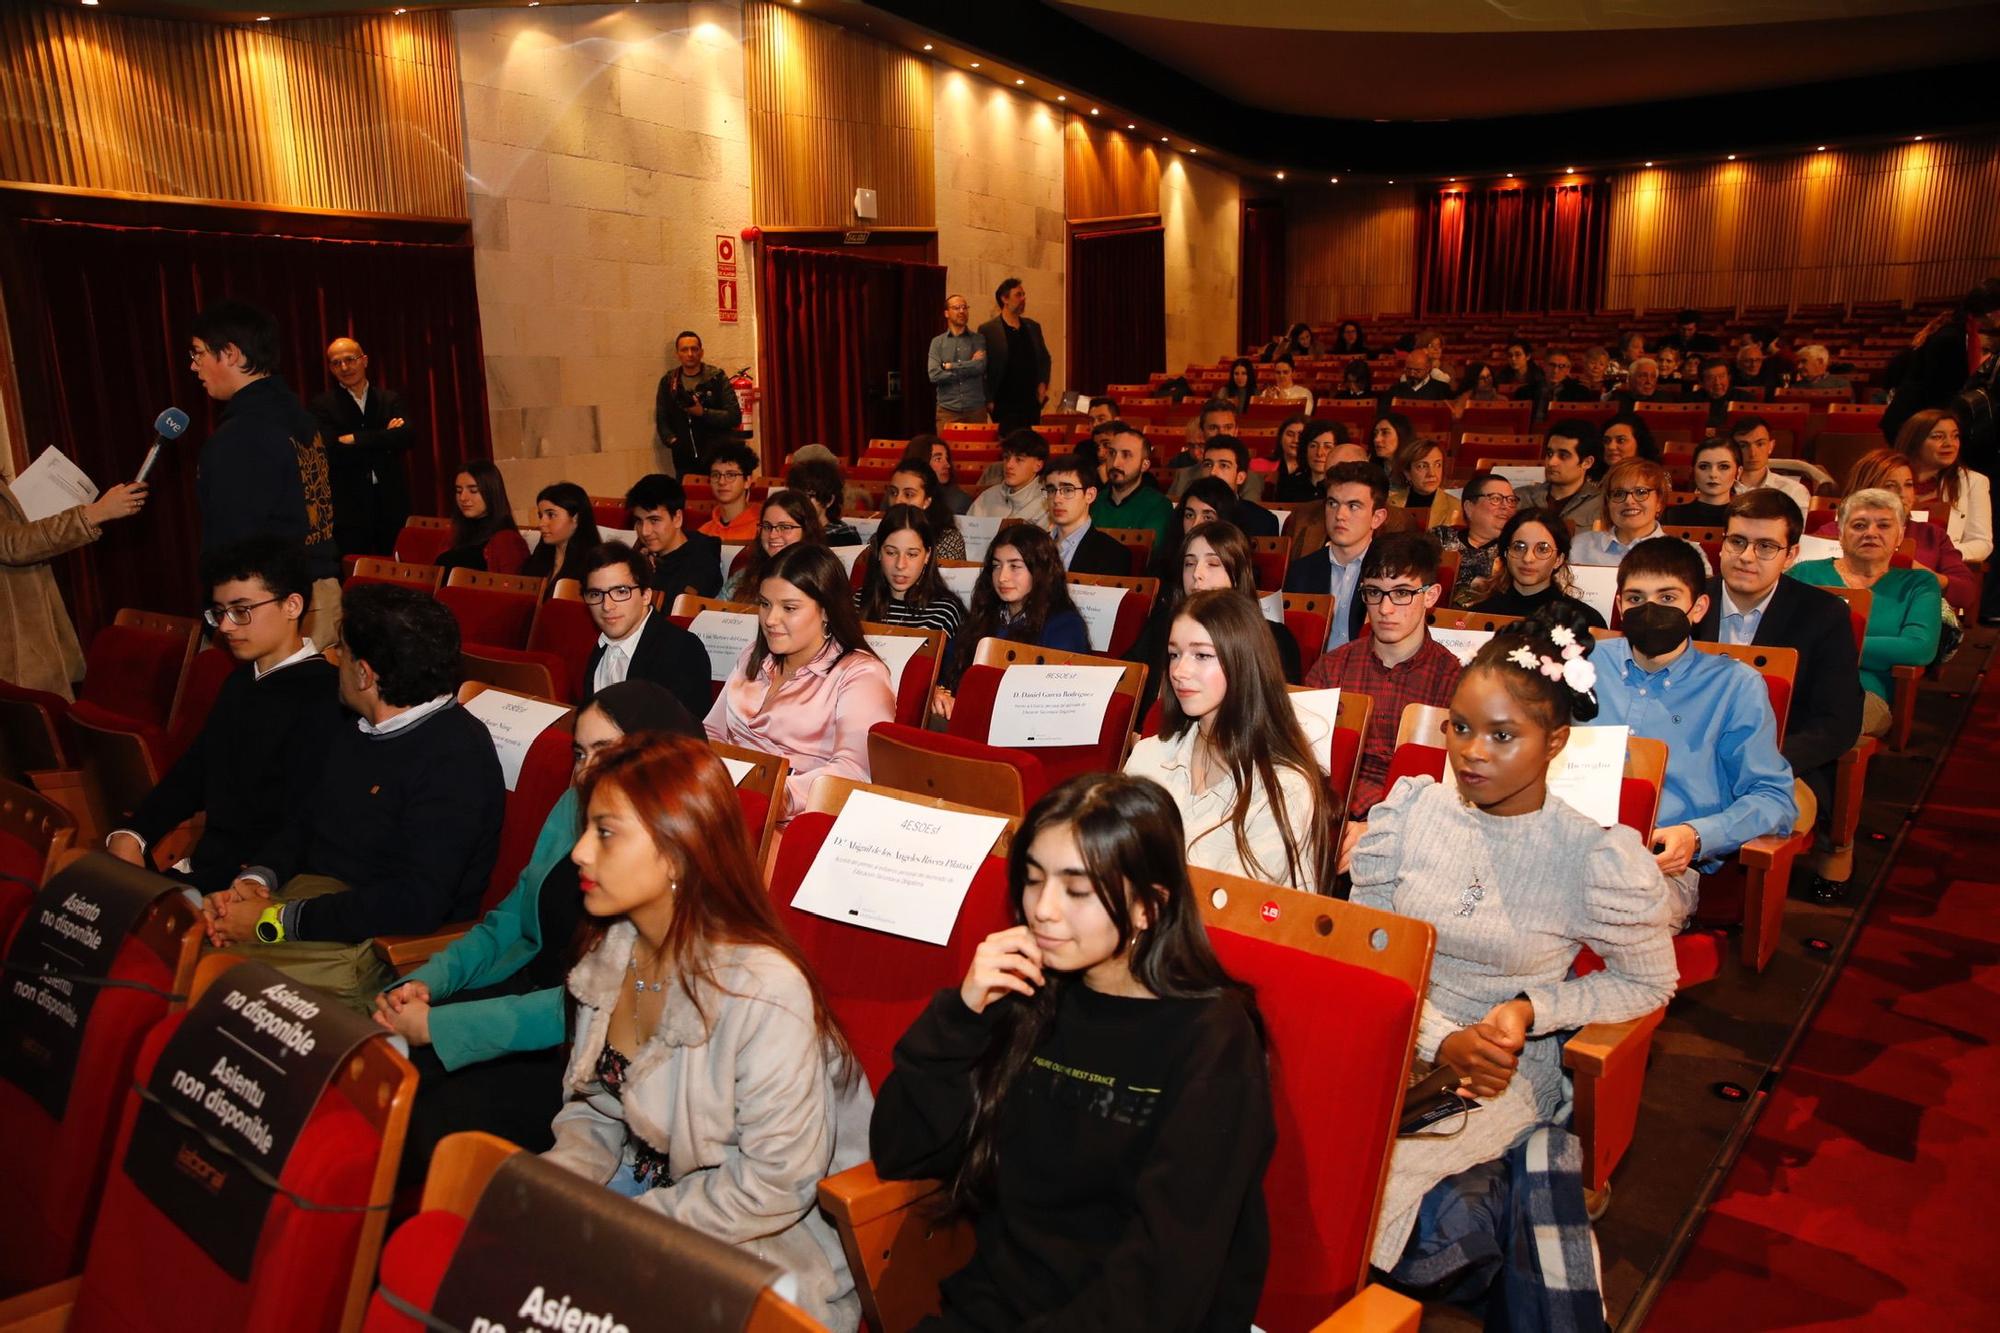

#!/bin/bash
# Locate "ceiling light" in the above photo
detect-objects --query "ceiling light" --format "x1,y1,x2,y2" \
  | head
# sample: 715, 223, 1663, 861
1089, 108, 1099, 116
1330, 177, 1339, 184
1816, 145, 1827, 152
1505, 172, 1514, 178
1448, 177, 1456, 182
1386, 179, 1394, 184
922, 44, 933, 51
1014, 79, 1024, 85
1644, 161, 1654, 167
1056, 95, 1066, 102
1275, 171, 1286, 181
1565, 166, 1575, 173
1189, 147, 1197, 153
1126, 124, 1135, 131
1160, 137, 1169, 143
81, 0, 99, 6
969, 62, 980, 69
256, 13, 270, 19
1914, 134, 1925, 141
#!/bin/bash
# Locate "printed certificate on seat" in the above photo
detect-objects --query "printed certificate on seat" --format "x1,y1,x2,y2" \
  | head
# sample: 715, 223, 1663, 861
789, 790, 1009, 944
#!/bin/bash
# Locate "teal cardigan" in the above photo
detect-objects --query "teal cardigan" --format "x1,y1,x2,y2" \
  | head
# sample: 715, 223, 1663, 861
1788, 561, 1941, 700
401, 787, 579, 1071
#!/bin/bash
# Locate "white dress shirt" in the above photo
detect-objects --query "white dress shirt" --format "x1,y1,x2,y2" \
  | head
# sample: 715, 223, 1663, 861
593, 609, 650, 695
1123, 725, 1324, 893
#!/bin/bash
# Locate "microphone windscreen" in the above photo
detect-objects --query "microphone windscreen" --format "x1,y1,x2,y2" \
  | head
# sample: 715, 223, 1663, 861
155, 407, 190, 439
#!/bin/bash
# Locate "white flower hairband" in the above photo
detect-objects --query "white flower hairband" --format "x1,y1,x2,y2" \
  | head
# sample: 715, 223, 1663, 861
1505, 623, 1598, 698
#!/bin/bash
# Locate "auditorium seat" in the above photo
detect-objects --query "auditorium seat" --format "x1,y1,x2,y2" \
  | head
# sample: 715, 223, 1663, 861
944, 640, 1144, 792
865, 721, 1040, 818
1063, 572, 1156, 658
1099, 526, 1155, 576
345, 558, 442, 594
709, 739, 788, 871
436, 568, 543, 651
0, 782, 74, 936
392, 517, 454, 567
857, 622, 944, 729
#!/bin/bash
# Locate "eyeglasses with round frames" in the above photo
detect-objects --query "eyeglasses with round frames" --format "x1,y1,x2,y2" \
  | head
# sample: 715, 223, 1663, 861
203, 597, 282, 628
1506, 540, 1557, 558
581, 585, 642, 606
1720, 535, 1789, 561
1607, 487, 1656, 503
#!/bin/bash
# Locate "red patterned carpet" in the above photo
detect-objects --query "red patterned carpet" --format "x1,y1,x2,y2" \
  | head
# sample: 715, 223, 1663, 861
1644, 675, 2000, 1329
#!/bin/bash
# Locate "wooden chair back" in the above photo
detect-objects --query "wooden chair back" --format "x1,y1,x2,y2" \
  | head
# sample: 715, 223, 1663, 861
346, 558, 441, 593
865, 725, 1027, 818
1820, 584, 1872, 656
1427, 607, 1523, 634
443, 567, 545, 597
1100, 527, 1157, 577
672, 593, 760, 617
1695, 641, 1800, 739
1396, 701, 1450, 749
708, 740, 789, 870
859, 622, 946, 730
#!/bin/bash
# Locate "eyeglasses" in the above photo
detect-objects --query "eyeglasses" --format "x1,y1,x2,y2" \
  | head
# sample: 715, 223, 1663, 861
1607, 487, 1656, 503
203, 597, 281, 628
1720, 534, 1789, 561
709, 469, 745, 482
582, 585, 642, 605
328, 355, 363, 367
1359, 585, 1429, 606
1507, 540, 1557, 557
759, 522, 802, 536
1045, 483, 1088, 498
1472, 492, 1519, 508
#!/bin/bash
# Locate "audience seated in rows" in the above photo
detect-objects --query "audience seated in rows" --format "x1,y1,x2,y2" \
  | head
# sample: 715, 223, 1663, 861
872, 773, 1274, 1329
1663, 437, 1742, 528
201, 582, 505, 1009
1352, 607, 1677, 1322
1572, 459, 1713, 573
722, 487, 823, 602
787, 448, 864, 546
1472, 507, 1608, 629
1823, 450, 1977, 611
855, 503, 967, 634
882, 455, 967, 560
1193, 435, 1280, 538
439, 459, 531, 574
1594, 538, 1799, 926
1793, 343, 1848, 391
626, 473, 722, 598
1284, 460, 1386, 650
697, 443, 762, 543
913, 433, 974, 515
1695, 490, 1863, 890
1601, 413, 1659, 467
935, 522, 1088, 714
1306, 532, 1463, 823
553, 731, 872, 1329
521, 481, 600, 587
1731, 417, 1812, 514
1090, 421, 1174, 544
968, 429, 1050, 525
706, 544, 894, 824
1043, 454, 1131, 576
1432, 470, 1515, 607
1895, 407, 1992, 562
372, 681, 698, 1185
1514, 419, 1607, 531
109, 537, 347, 892
1127, 519, 1300, 718
580, 541, 708, 718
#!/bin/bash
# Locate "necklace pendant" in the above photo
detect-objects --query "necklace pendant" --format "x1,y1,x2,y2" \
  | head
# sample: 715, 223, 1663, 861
1457, 876, 1486, 919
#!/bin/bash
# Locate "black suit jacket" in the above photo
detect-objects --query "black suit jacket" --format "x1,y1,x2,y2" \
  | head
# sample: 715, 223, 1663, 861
1282, 546, 1368, 645
308, 382, 414, 556
978, 315, 1052, 409
1233, 500, 1281, 540
1066, 525, 1133, 577
1696, 575, 1862, 804
580, 612, 711, 722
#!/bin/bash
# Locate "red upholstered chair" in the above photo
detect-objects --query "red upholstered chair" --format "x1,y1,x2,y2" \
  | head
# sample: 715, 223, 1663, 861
392, 517, 454, 566
588, 496, 627, 531
0, 953, 416, 1333
1099, 526, 1155, 577
866, 722, 1043, 818
1062, 573, 1157, 659
1459, 400, 1532, 436
1279, 592, 1333, 669
527, 583, 601, 703
437, 568, 544, 651
344, 558, 441, 594
457, 646, 568, 702
0, 886, 203, 1300
943, 640, 1145, 793
364, 1134, 825, 1333
1249, 535, 1290, 590
709, 740, 788, 871
0, 782, 75, 941
856, 623, 945, 730
78, 611, 201, 733
0, 679, 74, 779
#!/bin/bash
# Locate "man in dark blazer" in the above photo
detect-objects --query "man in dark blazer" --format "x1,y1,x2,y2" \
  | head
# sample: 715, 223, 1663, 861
309, 336, 413, 557
577, 543, 710, 720
979, 277, 1052, 436
1282, 461, 1385, 651
1696, 490, 1863, 895
1044, 456, 1135, 576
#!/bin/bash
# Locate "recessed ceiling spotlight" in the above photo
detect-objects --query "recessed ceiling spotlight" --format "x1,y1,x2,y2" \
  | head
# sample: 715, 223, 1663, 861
81, 0, 99, 6
1644, 160, 1653, 167
1386, 179, 1394, 184
969, 61, 980, 69
1914, 134, 1925, 141
1161, 136, 1169, 143
1505, 172, 1514, 178
1056, 94, 1066, 102
1330, 177, 1339, 184
1275, 171, 1286, 181
1448, 177, 1456, 182
1565, 166, 1575, 173
1727, 154, 1737, 160
1089, 108, 1099, 116
922, 44, 933, 51
256, 13, 271, 19
1189, 147, 1197, 153
1125, 124, 1135, 130
1014, 79, 1024, 85
1816, 145, 1827, 152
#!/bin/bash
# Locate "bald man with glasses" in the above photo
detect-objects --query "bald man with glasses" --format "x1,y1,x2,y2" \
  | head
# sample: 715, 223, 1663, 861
308, 335, 414, 557
927, 294, 988, 431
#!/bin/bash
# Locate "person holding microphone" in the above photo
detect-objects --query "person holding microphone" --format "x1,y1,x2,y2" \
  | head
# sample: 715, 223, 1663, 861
0, 469, 148, 698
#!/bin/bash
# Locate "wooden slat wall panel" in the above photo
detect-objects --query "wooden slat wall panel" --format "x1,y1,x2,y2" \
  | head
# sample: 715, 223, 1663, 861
0, 4, 465, 218
1284, 186, 1417, 319
1064, 117, 1161, 222
744, 1, 934, 229
1605, 137, 2000, 311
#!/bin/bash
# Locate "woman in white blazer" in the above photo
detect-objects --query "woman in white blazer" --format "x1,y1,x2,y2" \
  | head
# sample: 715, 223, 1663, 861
1897, 407, 1992, 562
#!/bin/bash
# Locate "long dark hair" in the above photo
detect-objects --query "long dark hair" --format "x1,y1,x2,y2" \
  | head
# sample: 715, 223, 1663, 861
734, 489, 825, 597
886, 459, 963, 545
535, 482, 600, 551
575, 733, 854, 1073
1158, 476, 1242, 564
1271, 412, 1310, 482
949, 522, 1077, 682
1464, 600, 1602, 728
856, 504, 965, 621
1488, 505, 1577, 598
1225, 357, 1257, 412
452, 459, 517, 547
947, 773, 1262, 1211
746, 543, 875, 677
1158, 590, 1331, 892
1892, 407, 1968, 511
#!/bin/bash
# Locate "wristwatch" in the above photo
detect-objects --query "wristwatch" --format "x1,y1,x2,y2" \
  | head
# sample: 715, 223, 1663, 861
255, 905, 286, 945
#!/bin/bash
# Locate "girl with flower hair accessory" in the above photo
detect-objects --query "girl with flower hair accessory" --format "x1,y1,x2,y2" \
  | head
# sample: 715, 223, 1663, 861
1344, 600, 1677, 1326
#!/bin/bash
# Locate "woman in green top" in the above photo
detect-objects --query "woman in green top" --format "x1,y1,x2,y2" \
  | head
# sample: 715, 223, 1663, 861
1789, 485, 1942, 737
372, 680, 698, 1184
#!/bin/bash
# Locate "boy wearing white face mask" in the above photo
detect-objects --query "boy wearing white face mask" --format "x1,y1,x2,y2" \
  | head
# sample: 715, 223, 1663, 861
1591, 538, 1798, 926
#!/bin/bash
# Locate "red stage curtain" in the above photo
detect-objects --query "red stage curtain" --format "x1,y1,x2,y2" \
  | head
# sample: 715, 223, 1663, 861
1414, 180, 1606, 315
0, 213, 487, 639
1238, 200, 1286, 357
1069, 224, 1165, 397
754, 244, 946, 467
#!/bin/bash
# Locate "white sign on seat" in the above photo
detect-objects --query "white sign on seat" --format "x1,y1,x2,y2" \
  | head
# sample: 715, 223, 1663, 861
789, 790, 1008, 944
986, 663, 1123, 748
688, 608, 760, 682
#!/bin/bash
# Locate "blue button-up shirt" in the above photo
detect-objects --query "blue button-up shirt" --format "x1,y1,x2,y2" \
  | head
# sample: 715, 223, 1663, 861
1570, 524, 1713, 574
1592, 637, 1797, 870
927, 329, 987, 413
1719, 582, 1779, 645
1325, 544, 1368, 650
1055, 519, 1090, 569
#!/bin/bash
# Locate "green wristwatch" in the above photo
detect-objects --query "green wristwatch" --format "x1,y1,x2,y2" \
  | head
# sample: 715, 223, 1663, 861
255, 905, 286, 944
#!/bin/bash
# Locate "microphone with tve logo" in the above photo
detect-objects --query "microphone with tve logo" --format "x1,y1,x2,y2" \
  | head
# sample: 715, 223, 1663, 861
135, 407, 190, 484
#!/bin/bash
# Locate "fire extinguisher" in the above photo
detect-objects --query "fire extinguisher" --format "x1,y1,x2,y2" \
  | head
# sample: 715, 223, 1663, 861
730, 367, 758, 440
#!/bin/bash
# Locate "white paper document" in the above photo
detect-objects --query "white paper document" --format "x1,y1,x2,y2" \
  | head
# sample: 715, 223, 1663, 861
848, 516, 882, 543
1491, 465, 1546, 490
520, 526, 541, 551
1431, 627, 1494, 666
1797, 533, 1843, 562
1260, 589, 1285, 622
1287, 688, 1341, 775
689, 608, 760, 682
937, 562, 982, 604
1568, 564, 1620, 624
464, 690, 571, 791
788, 789, 1009, 944
832, 544, 868, 574
865, 631, 930, 698
986, 663, 1123, 747
719, 543, 746, 582
1440, 723, 1628, 826
957, 515, 1006, 563
11, 447, 98, 523
1066, 581, 1129, 653
720, 756, 754, 787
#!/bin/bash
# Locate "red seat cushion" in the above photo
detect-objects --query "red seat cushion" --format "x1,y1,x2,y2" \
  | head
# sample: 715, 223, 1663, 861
485, 728, 574, 911
69, 1013, 382, 1333
66, 699, 172, 776
438, 587, 537, 651
949, 663, 1135, 792
870, 722, 1052, 814
1575, 928, 1723, 990
526, 599, 601, 702
735, 786, 771, 846
393, 525, 454, 566
363, 1210, 466, 1331
0, 832, 47, 900
464, 645, 573, 705
165, 649, 237, 765
888, 645, 939, 729
1206, 926, 1417, 1328
79, 625, 186, 729
0, 931, 176, 1295
1283, 611, 1327, 669
768, 811, 1015, 1091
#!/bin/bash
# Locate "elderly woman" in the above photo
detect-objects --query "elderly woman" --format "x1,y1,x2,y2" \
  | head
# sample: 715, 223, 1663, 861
1790, 487, 1943, 738
1811, 449, 1977, 612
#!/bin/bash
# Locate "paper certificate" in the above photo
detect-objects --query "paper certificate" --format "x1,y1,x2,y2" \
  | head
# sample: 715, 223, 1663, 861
865, 632, 929, 698
848, 516, 882, 543
938, 563, 982, 604
1259, 589, 1285, 622
1431, 627, 1493, 666
832, 544, 868, 574
1440, 724, 1627, 826
719, 543, 745, 582
986, 664, 1124, 747
520, 527, 542, 552
788, 790, 1008, 944
463, 690, 571, 791
10, 448, 98, 523
1066, 581, 1128, 653
1492, 465, 1546, 490
688, 608, 759, 682
720, 756, 754, 786
957, 515, 1006, 563
1288, 688, 1340, 775
1797, 533, 1843, 562
1568, 564, 1620, 624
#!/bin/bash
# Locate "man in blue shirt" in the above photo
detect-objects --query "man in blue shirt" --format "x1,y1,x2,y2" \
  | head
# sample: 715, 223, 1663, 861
1283, 460, 1386, 651
1593, 537, 1798, 927
926, 294, 988, 431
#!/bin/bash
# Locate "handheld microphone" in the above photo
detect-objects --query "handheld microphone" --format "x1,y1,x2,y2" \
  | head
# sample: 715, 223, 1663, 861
135, 407, 190, 484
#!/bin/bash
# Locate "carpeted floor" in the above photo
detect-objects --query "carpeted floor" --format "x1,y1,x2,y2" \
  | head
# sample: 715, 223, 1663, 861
1640, 642, 2000, 1330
